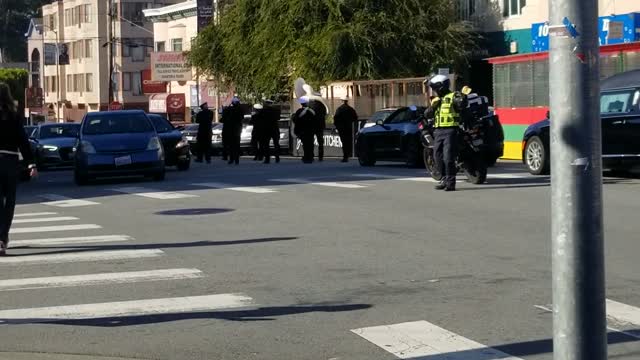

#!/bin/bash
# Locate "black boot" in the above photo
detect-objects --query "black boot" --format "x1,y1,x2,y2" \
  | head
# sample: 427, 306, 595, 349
435, 182, 446, 190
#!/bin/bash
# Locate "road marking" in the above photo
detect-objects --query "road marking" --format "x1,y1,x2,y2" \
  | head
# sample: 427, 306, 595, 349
351, 174, 399, 179
395, 177, 438, 183
270, 178, 368, 189
112, 187, 198, 199
0, 293, 254, 324
0, 249, 164, 265
11, 235, 134, 247
351, 320, 524, 359
0, 268, 204, 291
12, 216, 79, 224
351, 174, 438, 183
489, 173, 538, 179
41, 194, 99, 207
9, 224, 102, 234
192, 182, 277, 194
14, 212, 58, 218
535, 301, 640, 339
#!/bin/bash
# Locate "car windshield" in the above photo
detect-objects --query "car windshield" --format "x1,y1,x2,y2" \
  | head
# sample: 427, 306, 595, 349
184, 124, 199, 131
600, 90, 639, 114
39, 125, 80, 139
149, 115, 173, 133
370, 110, 394, 123
83, 113, 154, 135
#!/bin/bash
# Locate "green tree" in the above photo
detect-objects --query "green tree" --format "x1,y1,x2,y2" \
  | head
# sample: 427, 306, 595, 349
0, 68, 28, 114
189, 0, 476, 97
0, 0, 48, 62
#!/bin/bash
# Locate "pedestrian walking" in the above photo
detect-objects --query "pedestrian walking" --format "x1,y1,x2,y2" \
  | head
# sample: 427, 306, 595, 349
195, 102, 214, 164
221, 97, 244, 165
0, 83, 37, 256
425, 75, 466, 192
261, 100, 281, 164
333, 96, 358, 162
309, 98, 327, 162
293, 97, 316, 164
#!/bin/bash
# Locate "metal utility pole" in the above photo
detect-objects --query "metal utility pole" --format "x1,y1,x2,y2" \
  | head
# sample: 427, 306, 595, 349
548, 0, 606, 359
108, 0, 115, 110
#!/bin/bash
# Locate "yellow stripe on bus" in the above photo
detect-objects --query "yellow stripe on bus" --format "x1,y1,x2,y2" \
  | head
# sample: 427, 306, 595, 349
501, 141, 523, 160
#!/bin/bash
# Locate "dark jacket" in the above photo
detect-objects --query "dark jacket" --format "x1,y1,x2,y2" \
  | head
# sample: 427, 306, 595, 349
292, 107, 316, 138
265, 105, 281, 134
309, 100, 327, 131
251, 110, 268, 135
221, 105, 244, 136
334, 104, 358, 132
0, 107, 34, 163
196, 109, 214, 142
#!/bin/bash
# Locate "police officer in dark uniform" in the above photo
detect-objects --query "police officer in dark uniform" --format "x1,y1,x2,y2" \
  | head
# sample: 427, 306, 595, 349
195, 102, 213, 164
262, 100, 281, 164
426, 75, 466, 192
309, 98, 327, 162
293, 97, 316, 164
251, 103, 267, 162
333, 96, 358, 162
221, 97, 244, 165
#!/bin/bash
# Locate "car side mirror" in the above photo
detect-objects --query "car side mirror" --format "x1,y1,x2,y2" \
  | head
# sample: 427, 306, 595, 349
376, 119, 385, 126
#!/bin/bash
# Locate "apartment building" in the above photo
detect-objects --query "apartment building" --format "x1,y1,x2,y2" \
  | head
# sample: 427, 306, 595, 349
27, 0, 182, 123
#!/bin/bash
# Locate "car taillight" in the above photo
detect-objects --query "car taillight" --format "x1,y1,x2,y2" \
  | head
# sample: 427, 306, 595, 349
418, 123, 424, 130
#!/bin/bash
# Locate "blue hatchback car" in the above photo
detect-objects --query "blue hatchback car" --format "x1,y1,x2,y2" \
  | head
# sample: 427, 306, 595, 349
74, 110, 165, 185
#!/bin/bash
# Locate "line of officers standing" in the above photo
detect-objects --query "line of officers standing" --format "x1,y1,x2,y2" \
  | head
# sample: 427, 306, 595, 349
194, 95, 359, 165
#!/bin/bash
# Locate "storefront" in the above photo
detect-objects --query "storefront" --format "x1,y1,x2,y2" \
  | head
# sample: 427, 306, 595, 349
149, 93, 187, 123
488, 12, 640, 160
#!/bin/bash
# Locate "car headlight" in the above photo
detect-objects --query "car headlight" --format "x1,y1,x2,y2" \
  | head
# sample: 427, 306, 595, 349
42, 144, 58, 151
80, 140, 96, 154
280, 132, 287, 139
147, 137, 162, 151
176, 138, 189, 148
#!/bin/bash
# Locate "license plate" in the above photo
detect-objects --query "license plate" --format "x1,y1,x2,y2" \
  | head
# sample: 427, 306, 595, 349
114, 155, 132, 167
186, 136, 195, 141
212, 135, 220, 141
472, 139, 484, 146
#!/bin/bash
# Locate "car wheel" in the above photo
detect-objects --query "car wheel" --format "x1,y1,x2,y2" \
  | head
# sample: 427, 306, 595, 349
423, 148, 442, 181
74, 172, 89, 186
177, 160, 190, 171
153, 170, 166, 181
525, 137, 549, 175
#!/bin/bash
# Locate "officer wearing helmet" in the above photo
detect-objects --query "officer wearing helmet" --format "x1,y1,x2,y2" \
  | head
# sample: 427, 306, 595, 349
425, 74, 466, 191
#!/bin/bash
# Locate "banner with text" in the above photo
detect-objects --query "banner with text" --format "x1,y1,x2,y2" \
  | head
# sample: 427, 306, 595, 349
150, 52, 193, 82
197, 0, 214, 32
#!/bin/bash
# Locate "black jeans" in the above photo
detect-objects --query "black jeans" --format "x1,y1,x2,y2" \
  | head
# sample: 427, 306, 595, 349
228, 134, 241, 163
260, 130, 281, 163
434, 127, 458, 187
196, 140, 211, 163
0, 155, 19, 245
301, 134, 315, 163
314, 129, 324, 161
337, 128, 353, 159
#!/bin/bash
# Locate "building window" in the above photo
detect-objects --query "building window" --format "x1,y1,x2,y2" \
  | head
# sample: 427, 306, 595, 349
85, 73, 93, 92
74, 74, 84, 92
132, 72, 142, 96
113, 72, 120, 92
85, 39, 93, 58
503, 0, 526, 17
82, 4, 91, 23
122, 41, 131, 58
67, 75, 73, 92
123, 72, 132, 91
146, 38, 153, 57
171, 38, 183, 52
121, 2, 146, 25
132, 42, 145, 62
156, 41, 165, 52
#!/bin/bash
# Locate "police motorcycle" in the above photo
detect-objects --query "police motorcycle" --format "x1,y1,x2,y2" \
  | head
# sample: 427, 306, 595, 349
419, 87, 496, 185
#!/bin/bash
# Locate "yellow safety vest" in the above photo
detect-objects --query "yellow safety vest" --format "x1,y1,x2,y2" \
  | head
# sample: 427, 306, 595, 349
435, 92, 460, 128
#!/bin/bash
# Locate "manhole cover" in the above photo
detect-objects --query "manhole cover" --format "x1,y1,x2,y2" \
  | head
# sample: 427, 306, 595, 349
155, 208, 234, 216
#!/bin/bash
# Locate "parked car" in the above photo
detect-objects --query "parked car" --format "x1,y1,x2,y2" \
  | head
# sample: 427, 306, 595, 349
355, 106, 427, 167
522, 70, 640, 175
74, 110, 165, 185
361, 108, 399, 129
30, 123, 80, 169
147, 114, 191, 171
24, 125, 37, 137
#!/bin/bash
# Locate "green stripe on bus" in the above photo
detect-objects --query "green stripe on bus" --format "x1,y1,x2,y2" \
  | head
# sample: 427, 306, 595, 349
503, 125, 529, 142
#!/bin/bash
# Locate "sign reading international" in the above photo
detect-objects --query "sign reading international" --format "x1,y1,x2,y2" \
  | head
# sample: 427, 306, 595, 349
197, 0, 214, 32
150, 52, 193, 82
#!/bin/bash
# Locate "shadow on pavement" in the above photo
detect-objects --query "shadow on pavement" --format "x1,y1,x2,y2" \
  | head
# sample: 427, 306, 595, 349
10, 237, 297, 255
2, 303, 372, 327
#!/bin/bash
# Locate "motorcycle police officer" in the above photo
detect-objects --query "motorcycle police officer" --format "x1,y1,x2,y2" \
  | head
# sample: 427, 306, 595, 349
425, 75, 466, 192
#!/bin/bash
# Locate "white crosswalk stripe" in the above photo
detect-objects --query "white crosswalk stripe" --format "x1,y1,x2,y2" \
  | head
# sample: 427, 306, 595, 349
352, 320, 524, 360
270, 178, 368, 189
41, 194, 100, 207
12, 216, 79, 224
10, 235, 133, 247
192, 182, 278, 194
0, 293, 254, 324
0, 269, 205, 291
9, 224, 102, 234
111, 187, 198, 199
0, 249, 164, 265
13, 212, 58, 218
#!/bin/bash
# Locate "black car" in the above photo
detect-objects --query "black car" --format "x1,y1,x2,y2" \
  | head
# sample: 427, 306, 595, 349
147, 114, 191, 171
522, 70, 640, 175
355, 106, 427, 167
30, 123, 80, 169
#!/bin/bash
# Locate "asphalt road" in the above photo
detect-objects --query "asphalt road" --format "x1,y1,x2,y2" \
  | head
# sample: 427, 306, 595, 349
2, 157, 639, 360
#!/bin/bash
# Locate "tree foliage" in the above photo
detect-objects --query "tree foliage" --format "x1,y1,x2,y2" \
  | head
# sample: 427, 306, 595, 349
0, 0, 48, 62
189, 0, 477, 97
0, 68, 28, 111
